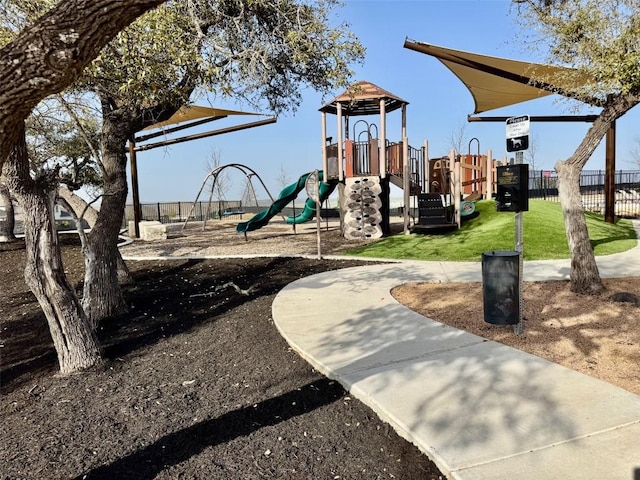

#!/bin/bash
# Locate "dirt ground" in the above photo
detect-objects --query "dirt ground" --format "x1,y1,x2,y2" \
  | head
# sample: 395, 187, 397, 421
0, 229, 443, 480
119, 217, 373, 258
2, 218, 639, 479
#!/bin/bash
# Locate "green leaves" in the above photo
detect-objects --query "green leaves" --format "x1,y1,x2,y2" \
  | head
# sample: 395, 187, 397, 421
83, 4, 199, 111
516, 0, 640, 103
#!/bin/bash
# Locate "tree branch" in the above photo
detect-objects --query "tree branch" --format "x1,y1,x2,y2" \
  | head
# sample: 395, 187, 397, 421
0, 0, 167, 167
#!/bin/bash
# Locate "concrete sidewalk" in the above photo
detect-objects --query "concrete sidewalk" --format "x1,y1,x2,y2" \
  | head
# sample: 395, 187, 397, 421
272, 239, 640, 479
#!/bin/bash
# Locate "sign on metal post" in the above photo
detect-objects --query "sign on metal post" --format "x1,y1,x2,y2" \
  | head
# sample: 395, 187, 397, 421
305, 170, 322, 259
505, 116, 529, 334
506, 115, 530, 152
514, 151, 525, 335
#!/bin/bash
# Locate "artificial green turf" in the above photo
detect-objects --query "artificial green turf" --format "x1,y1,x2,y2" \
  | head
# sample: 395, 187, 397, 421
343, 199, 637, 261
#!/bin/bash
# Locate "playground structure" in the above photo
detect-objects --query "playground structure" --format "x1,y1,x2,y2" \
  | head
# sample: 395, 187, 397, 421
183, 82, 503, 241
319, 80, 496, 239
184, 163, 338, 236
183, 163, 274, 231
128, 39, 633, 240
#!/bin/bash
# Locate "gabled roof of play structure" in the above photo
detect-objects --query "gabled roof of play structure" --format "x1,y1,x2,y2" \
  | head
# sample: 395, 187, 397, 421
403, 39, 593, 114
319, 80, 409, 116
145, 105, 262, 130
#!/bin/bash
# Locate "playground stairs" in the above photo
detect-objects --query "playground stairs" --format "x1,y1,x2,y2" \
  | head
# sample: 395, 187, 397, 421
388, 172, 422, 195
411, 193, 457, 233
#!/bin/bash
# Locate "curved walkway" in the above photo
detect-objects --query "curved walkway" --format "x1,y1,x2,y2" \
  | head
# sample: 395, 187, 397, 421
272, 225, 640, 480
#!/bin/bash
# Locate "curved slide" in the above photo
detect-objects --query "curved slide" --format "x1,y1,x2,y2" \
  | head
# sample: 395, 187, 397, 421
285, 178, 336, 225
236, 171, 335, 234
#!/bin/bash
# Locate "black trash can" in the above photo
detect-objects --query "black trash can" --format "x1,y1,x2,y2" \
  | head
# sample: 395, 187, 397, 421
482, 251, 520, 325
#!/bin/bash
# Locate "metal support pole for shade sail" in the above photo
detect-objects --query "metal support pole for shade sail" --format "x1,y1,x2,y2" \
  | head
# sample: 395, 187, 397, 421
135, 115, 228, 143
605, 121, 616, 224
132, 117, 277, 152
129, 137, 141, 239
468, 115, 598, 123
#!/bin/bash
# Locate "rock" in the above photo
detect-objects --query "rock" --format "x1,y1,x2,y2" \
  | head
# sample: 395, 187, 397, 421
608, 292, 640, 306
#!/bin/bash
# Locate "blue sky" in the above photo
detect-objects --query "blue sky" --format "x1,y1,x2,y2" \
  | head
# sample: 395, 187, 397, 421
131, 0, 640, 203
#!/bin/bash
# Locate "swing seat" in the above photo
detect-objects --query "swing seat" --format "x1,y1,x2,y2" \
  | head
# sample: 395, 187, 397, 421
223, 210, 246, 217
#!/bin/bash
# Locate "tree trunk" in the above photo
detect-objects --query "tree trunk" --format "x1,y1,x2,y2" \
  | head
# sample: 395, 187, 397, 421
0, 182, 17, 241
82, 93, 189, 326
58, 185, 133, 286
20, 190, 103, 373
83, 230, 128, 326
5, 124, 102, 374
556, 161, 604, 294
553, 95, 640, 294
82, 108, 132, 326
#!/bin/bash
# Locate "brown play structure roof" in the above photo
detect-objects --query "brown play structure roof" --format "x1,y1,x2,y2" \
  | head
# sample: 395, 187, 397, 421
319, 80, 409, 116
403, 39, 593, 114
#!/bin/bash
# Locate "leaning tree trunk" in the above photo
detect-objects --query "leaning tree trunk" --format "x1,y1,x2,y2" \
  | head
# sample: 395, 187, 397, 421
551, 95, 640, 295
4, 124, 102, 374
0, 182, 17, 241
556, 161, 604, 294
19, 190, 103, 373
59, 185, 133, 286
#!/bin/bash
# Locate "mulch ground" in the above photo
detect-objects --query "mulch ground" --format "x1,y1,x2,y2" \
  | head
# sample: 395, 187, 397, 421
0, 235, 443, 479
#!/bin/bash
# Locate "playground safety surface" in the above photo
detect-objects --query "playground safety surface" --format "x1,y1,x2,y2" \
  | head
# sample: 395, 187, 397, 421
119, 217, 381, 258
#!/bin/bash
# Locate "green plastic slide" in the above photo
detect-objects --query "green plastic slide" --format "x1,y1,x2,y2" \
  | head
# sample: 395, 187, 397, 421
236, 171, 335, 234
285, 178, 336, 225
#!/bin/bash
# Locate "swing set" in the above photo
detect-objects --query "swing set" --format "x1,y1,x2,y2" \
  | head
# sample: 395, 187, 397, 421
182, 163, 276, 231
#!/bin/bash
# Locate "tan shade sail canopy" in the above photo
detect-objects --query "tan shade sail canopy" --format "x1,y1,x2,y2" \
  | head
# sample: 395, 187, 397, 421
319, 80, 408, 116
403, 39, 592, 114
144, 105, 261, 131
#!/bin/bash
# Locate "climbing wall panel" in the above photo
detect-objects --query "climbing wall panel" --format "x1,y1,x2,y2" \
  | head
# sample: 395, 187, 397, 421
343, 177, 383, 240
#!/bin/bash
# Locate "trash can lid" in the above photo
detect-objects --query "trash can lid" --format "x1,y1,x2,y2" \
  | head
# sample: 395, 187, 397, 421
482, 250, 519, 257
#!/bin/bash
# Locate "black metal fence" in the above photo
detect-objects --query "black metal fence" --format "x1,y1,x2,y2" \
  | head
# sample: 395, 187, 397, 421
527, 169, 640, 218
123, 200, 244, 226
123, 199, 341, 227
